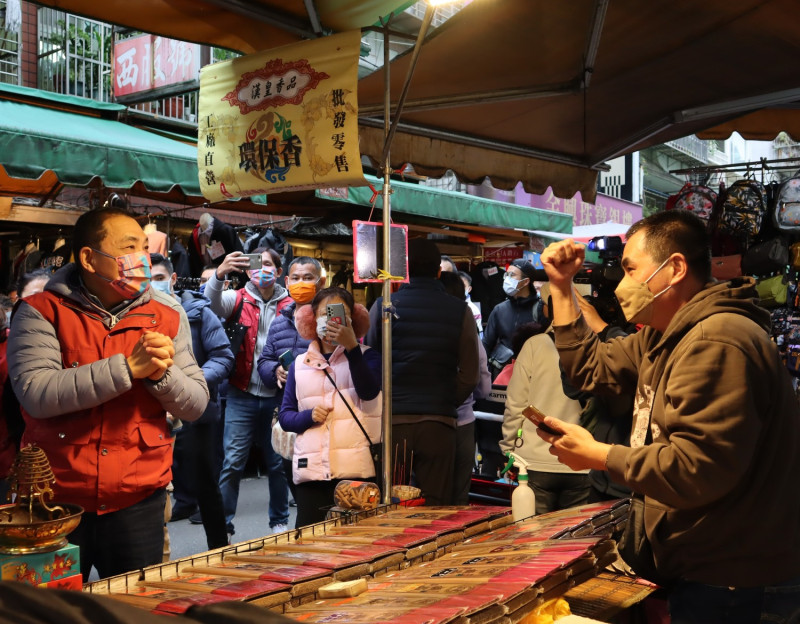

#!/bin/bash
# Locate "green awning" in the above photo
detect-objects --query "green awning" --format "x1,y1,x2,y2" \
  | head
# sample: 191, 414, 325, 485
0, 86, 202, 196
316, 175, 573, 233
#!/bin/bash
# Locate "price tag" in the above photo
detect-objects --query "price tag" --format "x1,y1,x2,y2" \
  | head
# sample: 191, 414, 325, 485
207, 240, 225, 259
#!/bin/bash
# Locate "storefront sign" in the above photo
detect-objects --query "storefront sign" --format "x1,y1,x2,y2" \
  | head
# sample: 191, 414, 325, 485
114, 35, 201, 99
483, 246, 525, 266
470, 183, 643, 229
525, 187, 642, 228
198, 30, 365, 201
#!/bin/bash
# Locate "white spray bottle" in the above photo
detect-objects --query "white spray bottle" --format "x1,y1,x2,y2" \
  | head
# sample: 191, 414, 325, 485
503, 451, 535, 521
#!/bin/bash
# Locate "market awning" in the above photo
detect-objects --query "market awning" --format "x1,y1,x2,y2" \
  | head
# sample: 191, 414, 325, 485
0, 84, 202, 199
316, 175, 573, 234
356, 0, 800, 203
30, 0, 414, 55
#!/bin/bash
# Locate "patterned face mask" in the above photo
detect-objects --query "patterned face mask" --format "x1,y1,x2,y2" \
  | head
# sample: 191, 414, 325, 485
92, 249, 151, 299
250, 267, 276, 289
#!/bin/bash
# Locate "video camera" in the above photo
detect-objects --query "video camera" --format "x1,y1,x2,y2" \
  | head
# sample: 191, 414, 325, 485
576, 236, 627, 326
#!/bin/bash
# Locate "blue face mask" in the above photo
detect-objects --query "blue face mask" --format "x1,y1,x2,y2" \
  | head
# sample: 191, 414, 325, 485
151, 279, 172, 295
198, 283, 206, 296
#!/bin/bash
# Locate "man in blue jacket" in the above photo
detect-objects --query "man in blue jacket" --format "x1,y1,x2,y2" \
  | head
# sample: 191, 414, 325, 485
151, 254, 234, 549
257, 256, 324, 502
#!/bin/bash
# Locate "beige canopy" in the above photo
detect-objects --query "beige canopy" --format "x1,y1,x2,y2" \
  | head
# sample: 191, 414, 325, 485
29, 0, 800, 202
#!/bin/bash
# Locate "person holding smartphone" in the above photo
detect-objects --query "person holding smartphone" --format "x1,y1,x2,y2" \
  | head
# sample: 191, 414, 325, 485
278, 287, 381, 528
257, 256, 325, 506
205, 248, 293, 537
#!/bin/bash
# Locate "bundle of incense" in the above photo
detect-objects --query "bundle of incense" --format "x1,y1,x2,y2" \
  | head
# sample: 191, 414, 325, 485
262, 541, 405, 560
182, 561, 333, 597
357, 515, 477, 528
437, 545, 599, 570
105, 586, 234, 614
225, 548, 375, 570
328, 524, 440, 535
378, 507, 507, 522
224, 552, 371, 582
286, 593, 468, 614
367, 579, 534, 603
353, 587, 503, 614
452, 536, 604, 554
287, 603, 467, 624
138, 573, 289, 600
304, 532, 436, 559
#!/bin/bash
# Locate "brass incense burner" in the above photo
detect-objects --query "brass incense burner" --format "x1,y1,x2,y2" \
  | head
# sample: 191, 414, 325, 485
0, 446, 83, 554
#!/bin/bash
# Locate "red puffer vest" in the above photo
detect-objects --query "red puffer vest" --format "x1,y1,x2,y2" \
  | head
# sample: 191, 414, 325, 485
21, 291, 180, 514
228, 287, 292, 392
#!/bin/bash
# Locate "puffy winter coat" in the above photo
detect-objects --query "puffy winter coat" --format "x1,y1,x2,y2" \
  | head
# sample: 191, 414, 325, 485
179, 290, 235, 423
256, 302, 311, 390
7, 264, 208, 514
279, 341, 381, 484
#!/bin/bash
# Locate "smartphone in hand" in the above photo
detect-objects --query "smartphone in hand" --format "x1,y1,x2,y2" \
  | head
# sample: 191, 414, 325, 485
244, 253, 261, 270
523, 405, 562, 436
325, 302, 346, 345
326, 303, 346, 326
278, 349, 295, 370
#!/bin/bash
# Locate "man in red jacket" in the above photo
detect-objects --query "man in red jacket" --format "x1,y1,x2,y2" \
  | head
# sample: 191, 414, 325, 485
7, 208, 208, 581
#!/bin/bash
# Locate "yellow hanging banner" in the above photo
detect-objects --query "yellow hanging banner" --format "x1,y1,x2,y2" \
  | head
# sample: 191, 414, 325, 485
198, 30, 366, 201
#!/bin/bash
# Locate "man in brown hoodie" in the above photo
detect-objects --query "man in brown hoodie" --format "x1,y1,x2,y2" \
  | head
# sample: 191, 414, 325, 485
539, 210, 800, 623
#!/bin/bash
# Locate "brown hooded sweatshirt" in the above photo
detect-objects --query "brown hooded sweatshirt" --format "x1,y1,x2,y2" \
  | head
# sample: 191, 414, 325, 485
555, 277, 800, 587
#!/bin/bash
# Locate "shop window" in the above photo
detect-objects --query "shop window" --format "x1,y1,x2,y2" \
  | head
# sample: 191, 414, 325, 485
37, 8, 112, 100
0, 0, 21, 85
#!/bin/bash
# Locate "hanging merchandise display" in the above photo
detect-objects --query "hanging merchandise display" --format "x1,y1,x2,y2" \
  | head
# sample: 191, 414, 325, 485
188, 213, 244, 277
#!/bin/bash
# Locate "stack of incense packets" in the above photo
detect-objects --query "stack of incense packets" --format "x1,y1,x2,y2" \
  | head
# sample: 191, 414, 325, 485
96, 503, 623, 618
283, 537, 614, 624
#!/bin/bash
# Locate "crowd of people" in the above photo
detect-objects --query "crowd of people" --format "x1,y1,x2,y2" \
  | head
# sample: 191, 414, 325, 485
1, 207, 799, 622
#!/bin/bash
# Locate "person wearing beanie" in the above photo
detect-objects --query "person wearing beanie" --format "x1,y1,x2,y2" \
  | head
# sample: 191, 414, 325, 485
482, 258, 544, 378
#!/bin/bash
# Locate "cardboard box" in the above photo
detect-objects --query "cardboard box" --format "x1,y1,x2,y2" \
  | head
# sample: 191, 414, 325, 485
0, 543, 80, 587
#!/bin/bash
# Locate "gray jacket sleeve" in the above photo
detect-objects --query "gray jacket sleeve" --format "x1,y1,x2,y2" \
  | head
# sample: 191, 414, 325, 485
146, 291, 209, 422
8, 298, 209, 422
8, 302, 134, 418
204, 273, 237, 320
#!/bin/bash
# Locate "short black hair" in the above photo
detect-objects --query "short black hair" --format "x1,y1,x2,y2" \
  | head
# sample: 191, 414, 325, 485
287, 256, 322, 275
440, 255, 457, 272
458, 270, 472, 286
310, 286, 354, 316
408, 238, 441, 278
439, 270, 465, 299
511, 321, 548, 357
17, 268, 51, 297
150, 253, 173, 275
626, 210, 712, 283
72, 208, 133, 263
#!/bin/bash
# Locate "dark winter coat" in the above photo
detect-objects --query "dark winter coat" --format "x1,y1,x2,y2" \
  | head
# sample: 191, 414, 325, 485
256, 302, 311, 391
179, 290, 235, 423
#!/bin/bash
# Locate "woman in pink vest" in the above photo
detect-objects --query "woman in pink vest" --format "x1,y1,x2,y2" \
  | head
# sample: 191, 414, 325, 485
278, 287, 381, 527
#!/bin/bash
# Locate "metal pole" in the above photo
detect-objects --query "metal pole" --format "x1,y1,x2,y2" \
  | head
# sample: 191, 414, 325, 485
379, 4, 436, 504
380, 22, 393, 504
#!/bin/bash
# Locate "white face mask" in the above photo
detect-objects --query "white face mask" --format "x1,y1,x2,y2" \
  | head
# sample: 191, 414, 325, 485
503, 275, 522, 297
614, 257, 672, 325
151, 279, 172, 295
316, 316, 328, 341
